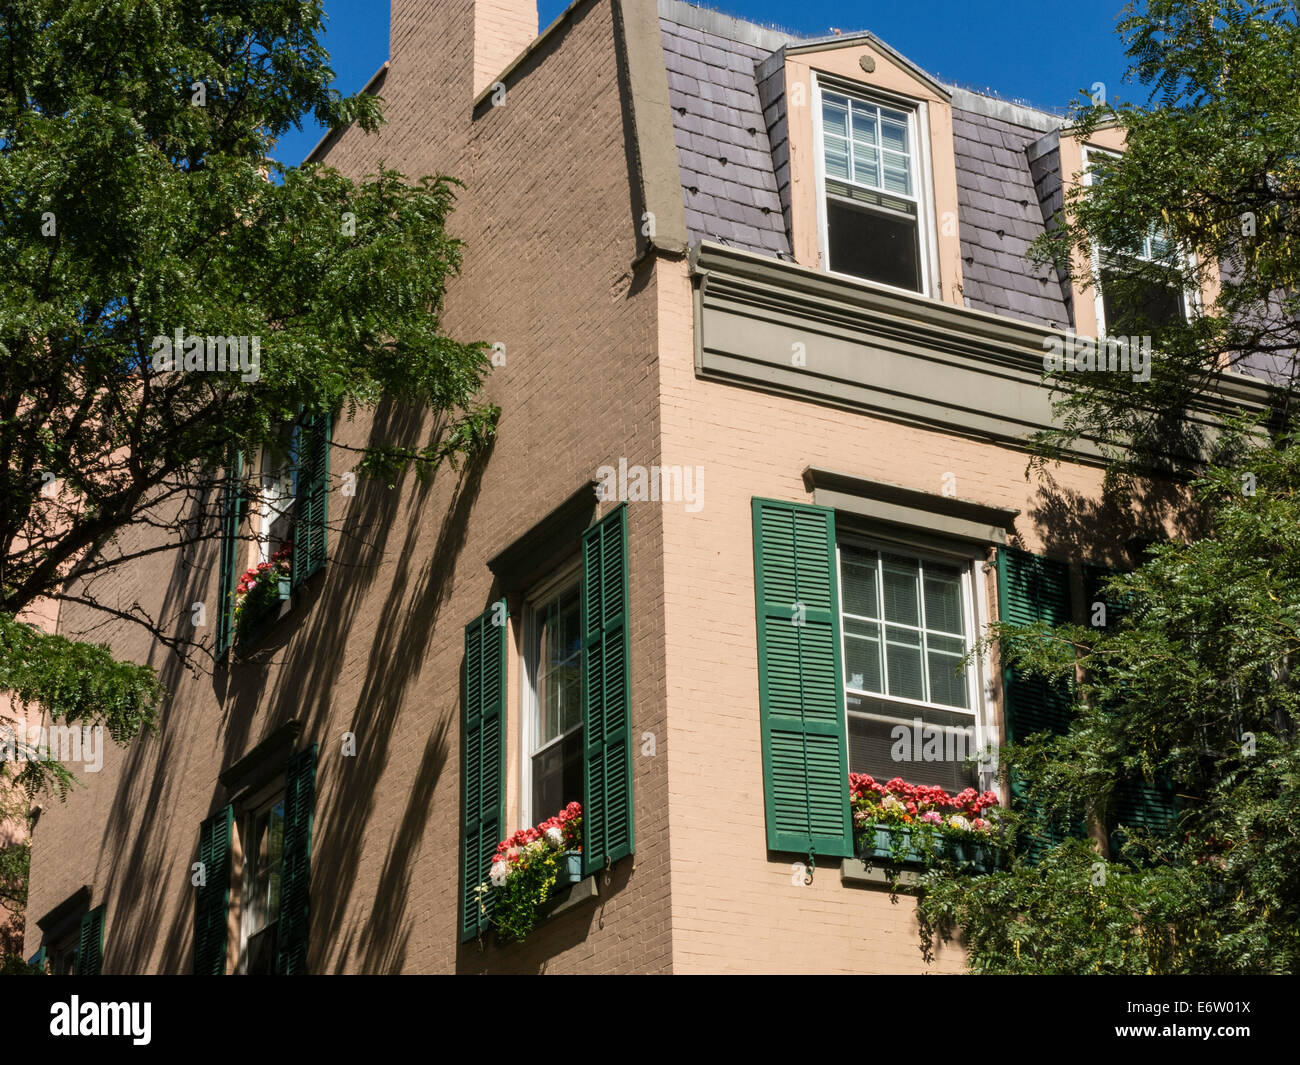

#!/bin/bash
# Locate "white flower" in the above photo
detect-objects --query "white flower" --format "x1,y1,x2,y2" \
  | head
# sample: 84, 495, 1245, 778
947, 814, 971, 832
882, 794, 903, 810
545, 826, 564, 848
489, 860, 511, 887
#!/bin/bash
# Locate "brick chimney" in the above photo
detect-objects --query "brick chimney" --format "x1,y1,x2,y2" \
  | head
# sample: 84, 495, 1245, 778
390, 0, 537, 100
474, 0, 538, 97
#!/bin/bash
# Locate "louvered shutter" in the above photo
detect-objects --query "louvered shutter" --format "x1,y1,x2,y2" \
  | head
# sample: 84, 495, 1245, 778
194, 804, 234, 975
752, 498, 853, 858
77, 905, 105, 976
275, 745, 316, 975
292, 414, 330, 588
216, 452, 246, 657
1083, 564, 1179, 845
460, 603, 506, 941
581, 505, 634, 876
997, 547, 1079, 856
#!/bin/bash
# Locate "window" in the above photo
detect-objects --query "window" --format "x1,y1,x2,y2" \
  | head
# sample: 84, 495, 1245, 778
459, 504, 633, 942
216, 412, 330, 655
816, 80, 929, 293
838, 542, 982, 794
194, 742, 315, 974
1084, 147, 1192, 336
239, 787, 285, 975
523, 572, 583, 827
257, 422, 299, 564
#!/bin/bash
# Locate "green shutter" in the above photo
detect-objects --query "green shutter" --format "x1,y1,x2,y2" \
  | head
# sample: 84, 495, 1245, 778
752, 498, 853, 859
996, 547, 1079, 857
581, 505, 634, 876
27, 945, 46, 970
292, 413, 330, 589
216, 452, 246, 657
77, 905, 105, 976
275, 745, 316, 975
461, 602, 507, 941
194, 804, 234, 975
1082, 564, 1179, 844
997, 547, 1074, 743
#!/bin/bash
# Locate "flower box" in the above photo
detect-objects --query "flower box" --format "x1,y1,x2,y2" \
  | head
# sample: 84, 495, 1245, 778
858, 823, 999, 874
236, 576, 291, 647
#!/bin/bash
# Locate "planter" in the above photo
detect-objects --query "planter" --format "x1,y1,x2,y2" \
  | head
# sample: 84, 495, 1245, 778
236, 577, 292, 648
553, 850, 584, 888
861, 825, 926, 865
859, 823, 998, 874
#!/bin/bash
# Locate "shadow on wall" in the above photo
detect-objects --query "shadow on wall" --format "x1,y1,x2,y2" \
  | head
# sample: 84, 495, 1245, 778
1022, 463, 1207, 567
90, 395, 488, 974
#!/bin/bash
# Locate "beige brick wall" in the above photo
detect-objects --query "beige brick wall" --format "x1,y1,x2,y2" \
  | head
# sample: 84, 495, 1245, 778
26, 0, 672, 974
652, 254, 1128, 973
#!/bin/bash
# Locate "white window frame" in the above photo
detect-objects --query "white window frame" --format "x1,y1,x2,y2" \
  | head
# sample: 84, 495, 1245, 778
237, 779, 285, 975
812, 71, 940, 299
1082, 145, 1200, 337
518, 560, 582, 830
835, 535, 996, 794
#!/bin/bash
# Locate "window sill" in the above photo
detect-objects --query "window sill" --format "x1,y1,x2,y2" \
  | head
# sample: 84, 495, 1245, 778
841, 857, 922, 890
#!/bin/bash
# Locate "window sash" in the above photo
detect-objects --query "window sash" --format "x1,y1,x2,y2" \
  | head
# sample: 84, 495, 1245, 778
521, 565, 582, 827
837, 543, 976, 712
820, 90, 917, 203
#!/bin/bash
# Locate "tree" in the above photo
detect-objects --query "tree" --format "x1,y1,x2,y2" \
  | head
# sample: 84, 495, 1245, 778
0, 0, 497, 804
918, 0, 1300, 973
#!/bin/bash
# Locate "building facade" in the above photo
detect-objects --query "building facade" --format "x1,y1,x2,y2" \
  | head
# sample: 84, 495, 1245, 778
24, 0, 1270, 974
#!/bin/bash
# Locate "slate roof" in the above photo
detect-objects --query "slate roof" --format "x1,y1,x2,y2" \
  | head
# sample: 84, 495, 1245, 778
658, 0, 1073, 330
660, 16, 791, 256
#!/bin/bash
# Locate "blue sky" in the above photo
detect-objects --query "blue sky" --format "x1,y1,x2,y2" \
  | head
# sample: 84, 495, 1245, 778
272, 0, 1139, 167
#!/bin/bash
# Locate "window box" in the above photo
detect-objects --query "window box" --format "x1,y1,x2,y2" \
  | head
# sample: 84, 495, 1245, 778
851, 774, 1003, 876
859, 823, 998, 874
235, 570, 292, 650
479, 803, 585, 944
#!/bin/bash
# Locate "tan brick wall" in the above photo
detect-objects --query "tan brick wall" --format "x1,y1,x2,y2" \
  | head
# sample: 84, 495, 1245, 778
652, 254, 1129, 973
26, 0, 672, 974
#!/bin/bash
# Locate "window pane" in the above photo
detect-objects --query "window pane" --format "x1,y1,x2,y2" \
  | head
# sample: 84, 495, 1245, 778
880, 111, 908, 153
1101, 263, 1186, 333
847, 697, 978, 791
535, 586, 581, 747
532, 728, 583, 821
825, 198, 922, 291
884, 625, 924, 700
840, 549, 879, 618
881, 152, 911, 197
822, 95, 849, 138
844, 617, 882, 693
922, 567, 964, 635
927, 636, 968, 709
824, 134, 850, 181
881, 556, 920, 626
851, 144, 880, 189
850, 101, 879, 146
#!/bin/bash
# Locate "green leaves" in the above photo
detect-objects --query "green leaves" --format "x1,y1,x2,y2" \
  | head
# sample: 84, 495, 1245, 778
925, 426, 1300, 973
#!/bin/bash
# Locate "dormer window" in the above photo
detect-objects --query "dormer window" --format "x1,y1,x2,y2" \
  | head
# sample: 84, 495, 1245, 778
1084, 146, 1195, 335
814, 78, 930, 294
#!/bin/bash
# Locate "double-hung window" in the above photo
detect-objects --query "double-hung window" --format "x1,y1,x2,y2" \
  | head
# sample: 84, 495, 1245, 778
523, 574, 584, 826
816, 80, 929, 293
239, 787, 285, 975
1084, 147, 1193, 336
838, 543, 981, 793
